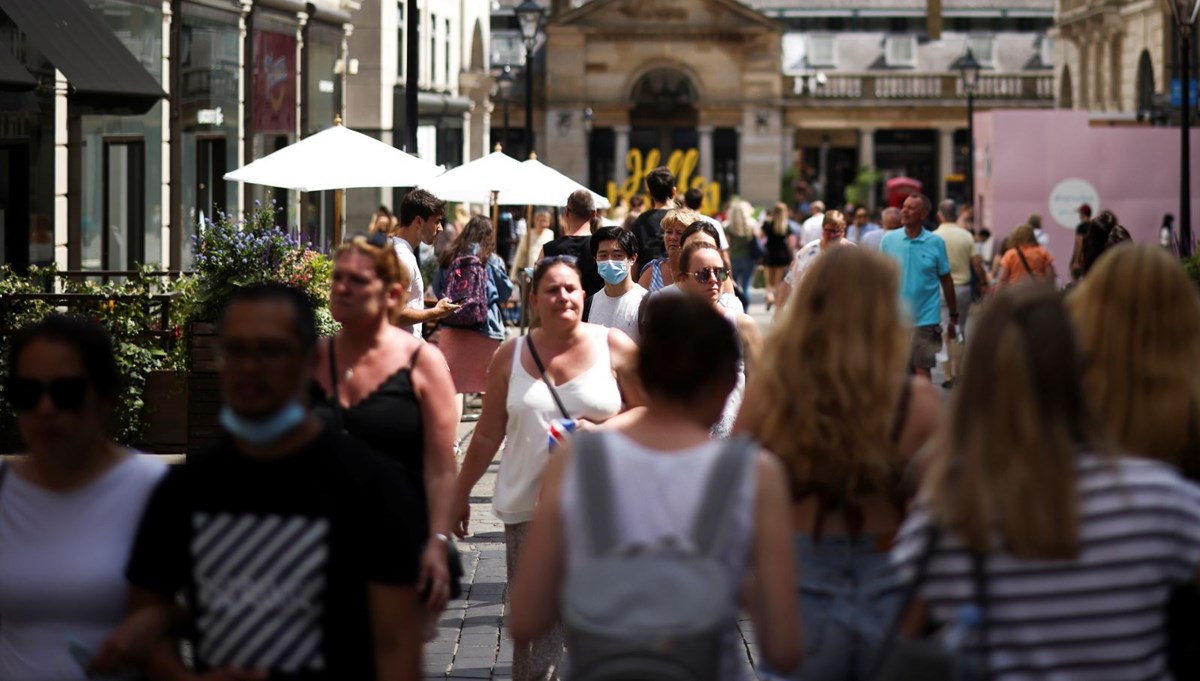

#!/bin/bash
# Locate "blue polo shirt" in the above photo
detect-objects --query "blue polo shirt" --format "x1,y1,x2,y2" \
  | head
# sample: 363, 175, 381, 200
880, 228, 950, 327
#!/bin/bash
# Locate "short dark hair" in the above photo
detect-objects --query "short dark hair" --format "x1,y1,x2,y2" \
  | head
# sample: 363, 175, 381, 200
907, 193, 932, 216
8, 315, 121, 400
644, 166, 675, 203
566, 189, 596, 219
399, 188, 447, 227
681, 221, 721, 248
220, 284, 318, 353
589, 226, 639, 259
683, 188, 704, 211
638, 295, 739, 402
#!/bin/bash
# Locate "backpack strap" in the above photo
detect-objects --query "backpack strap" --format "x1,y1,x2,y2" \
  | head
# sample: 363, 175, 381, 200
574, 431, 619, 555
691, 435, 755, 557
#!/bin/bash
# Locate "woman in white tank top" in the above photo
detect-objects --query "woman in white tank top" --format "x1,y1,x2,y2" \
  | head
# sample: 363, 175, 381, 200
506, 294, 801, 681
454, 257, 644, 680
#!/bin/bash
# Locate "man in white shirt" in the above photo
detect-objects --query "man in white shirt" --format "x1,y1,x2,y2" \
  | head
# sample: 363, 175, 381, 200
585, 226, 648, 343
392, 189, 460, 337
682, 188, 729, 250
800, 200, 826, 245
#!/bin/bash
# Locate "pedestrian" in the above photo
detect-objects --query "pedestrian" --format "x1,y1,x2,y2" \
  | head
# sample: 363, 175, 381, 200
392, 189, 461, 337
775, 209, 854, 311
508, 294, 802, 680
762, 202, 797, 311
889, 284, 1200, 679
368, 204, 397, 234
621, 194, 645, 232
584, 225, 647, 343
539, 190, 605, 297
453, 257, 644, 681
511, 209, 554, 281
1027, 212, 1050, 247
636, 207, 697, 293
738, 246, 941, 681
0, 316, 167, 681
879, 193, 958, 379
651, 221, 745, 313
724, 199, 761, 311
434, 215, 516, 399
1070, 203, 1093, 278
996, 223, 1055, 287
1077, 209, 1132, 278
683, 186, 731, 250
630, 167, 677, 278
311, 232, 460, 623
799, 200, 826, 245
933, 200, 988, 388
847, 206, 881, 243
860, 206, 900, 251
95, 284, 424, 679
676, 241, 761, 439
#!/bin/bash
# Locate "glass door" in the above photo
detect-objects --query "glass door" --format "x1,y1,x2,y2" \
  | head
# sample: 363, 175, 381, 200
197, 136, 228, 228
102, 139, 146, 270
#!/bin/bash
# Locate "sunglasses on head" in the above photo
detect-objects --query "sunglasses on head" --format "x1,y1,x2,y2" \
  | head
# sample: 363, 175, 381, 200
542, 255, 579, 266
685, 267, 730, 284
6, 377, 90, 411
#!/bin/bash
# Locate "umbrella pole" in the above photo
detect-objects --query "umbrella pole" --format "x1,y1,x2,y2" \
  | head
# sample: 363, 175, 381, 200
491, 190, 500, 240
334, 187, 344, 246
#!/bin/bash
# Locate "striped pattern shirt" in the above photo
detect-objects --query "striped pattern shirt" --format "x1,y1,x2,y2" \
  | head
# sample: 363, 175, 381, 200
891, 454, 1200, 681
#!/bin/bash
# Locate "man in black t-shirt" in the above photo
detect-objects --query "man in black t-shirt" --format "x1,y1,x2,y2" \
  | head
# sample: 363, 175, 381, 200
93, 285, 422, 681
541, 189, 605, 296
629, 166, 677, 278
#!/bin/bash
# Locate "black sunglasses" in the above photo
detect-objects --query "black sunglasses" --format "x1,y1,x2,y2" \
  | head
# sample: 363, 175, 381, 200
685, 267, 730, 284
6, 377, 90, 411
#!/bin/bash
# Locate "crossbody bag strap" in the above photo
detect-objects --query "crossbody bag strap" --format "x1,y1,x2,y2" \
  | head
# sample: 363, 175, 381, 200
691, 435, 755, 557
327, 336, 344, 431
574, 431, 618, 555
1015, 247, 1036, 277
868, 522, 943, 678
526, 335, 572, 420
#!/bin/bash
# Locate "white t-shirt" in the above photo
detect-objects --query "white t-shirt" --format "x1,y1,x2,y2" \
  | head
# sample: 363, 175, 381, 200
801, 213, 825, 245
0, 454, 167, 680
587, 285, 649, 343
393, 237, 424, 337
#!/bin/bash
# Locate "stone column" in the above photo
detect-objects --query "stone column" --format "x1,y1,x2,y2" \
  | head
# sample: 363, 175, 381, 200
858, 127, 876, 210
614, 124, 631, 185
698, 124, 715, 184
938, 126, 956, 203
738, 108, 783, 205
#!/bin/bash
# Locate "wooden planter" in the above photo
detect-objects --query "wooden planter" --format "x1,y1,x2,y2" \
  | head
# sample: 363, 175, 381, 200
136, 370, 187, 453
186, 322, 222, 456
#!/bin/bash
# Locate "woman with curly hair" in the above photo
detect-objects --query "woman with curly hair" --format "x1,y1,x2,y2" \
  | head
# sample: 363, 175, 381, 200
736, 246, 941, 680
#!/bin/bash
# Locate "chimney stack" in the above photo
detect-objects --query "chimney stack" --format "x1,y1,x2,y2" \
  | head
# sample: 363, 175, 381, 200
927, 0, 943, 40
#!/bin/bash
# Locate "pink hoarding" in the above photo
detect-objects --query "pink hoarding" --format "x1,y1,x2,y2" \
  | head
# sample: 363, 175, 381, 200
975, 110, 1200, 283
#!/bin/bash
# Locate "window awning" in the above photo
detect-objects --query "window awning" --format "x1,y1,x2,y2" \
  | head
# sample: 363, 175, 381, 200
0, 0, 166, 115
0, 44, 36, 112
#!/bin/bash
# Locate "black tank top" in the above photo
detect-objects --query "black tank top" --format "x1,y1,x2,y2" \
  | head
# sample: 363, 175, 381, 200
312, 337, 428, 529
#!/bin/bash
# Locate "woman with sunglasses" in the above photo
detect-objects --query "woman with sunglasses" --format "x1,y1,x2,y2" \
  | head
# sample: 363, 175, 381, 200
0, 315, 167, 680
676, 241, 761, 438
454, 256, 644, 680
311, 234, 460, 622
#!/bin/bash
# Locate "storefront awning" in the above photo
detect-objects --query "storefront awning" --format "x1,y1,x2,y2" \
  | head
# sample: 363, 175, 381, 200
0, 0, 165, 114
0, 46, 34, 91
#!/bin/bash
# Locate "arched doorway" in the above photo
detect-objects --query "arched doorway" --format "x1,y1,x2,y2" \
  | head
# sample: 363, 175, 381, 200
629, 68, 699, 156
1136, 50, 1155, 113
1060, 66, 1074, 109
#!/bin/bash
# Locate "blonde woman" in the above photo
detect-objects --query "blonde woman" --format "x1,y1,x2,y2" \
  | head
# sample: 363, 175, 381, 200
636, 207, 699, 293
997, 223, 1055, 287
725, 199, 761, 311
761, 202, 796, 310
891, 285, 1200, 678
1069, 243, 1200, 476
736, 247, 940, 680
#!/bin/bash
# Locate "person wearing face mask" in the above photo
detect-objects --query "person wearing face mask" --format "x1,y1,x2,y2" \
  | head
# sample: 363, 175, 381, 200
94, 284, 424, 680
583, 226, 647, 343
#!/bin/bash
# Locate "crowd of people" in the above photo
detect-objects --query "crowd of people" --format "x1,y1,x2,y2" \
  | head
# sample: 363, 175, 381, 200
1, 164, 1197, 681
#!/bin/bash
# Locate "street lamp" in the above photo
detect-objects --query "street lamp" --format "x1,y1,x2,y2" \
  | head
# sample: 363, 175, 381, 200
515, 0, 546, 158
495, 65, 515, 152
959, 48, 982, 210
1168, 0, 1200, 257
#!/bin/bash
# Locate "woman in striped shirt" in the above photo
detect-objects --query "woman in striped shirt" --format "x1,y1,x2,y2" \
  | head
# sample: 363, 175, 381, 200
891, 284, 1200, 681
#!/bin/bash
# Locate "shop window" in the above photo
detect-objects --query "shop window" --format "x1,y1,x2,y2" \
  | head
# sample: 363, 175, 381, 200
101, 138, 145, 270
967, 35, 995, 67
196, 137, 227, 226
885, 35, 917, 68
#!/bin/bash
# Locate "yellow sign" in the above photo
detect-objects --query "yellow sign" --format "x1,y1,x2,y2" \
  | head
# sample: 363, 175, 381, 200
607, 147, 721, 216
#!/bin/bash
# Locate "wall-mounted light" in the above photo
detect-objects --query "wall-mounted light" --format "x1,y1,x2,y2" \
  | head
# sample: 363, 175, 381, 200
557, 111, 573, 135
755, 111, 770, 134
583, 106, 594, 133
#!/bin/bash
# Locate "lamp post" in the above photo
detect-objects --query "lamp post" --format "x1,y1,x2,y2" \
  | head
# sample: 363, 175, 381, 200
496, 64, 515, 151
515, 0, 545, 158
959, 48, 981, 209
1169, 0, 1200, 257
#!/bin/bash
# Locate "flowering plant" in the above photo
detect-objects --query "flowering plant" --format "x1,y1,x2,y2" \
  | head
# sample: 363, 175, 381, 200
188, 204, 337, 334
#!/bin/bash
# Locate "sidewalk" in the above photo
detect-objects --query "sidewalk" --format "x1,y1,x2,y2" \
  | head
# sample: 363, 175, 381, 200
428, 420, 762, 680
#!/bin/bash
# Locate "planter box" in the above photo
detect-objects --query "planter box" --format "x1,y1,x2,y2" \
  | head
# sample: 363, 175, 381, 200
136, 370, 187, 453
187, 322, 223, 456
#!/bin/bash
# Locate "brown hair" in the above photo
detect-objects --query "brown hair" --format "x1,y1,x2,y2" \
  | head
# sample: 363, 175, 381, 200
679, 240, 721, 276
1010, 224, 1038, 248
334, 235, 411, 320
439, 215, 496, 269
823, 210, 846, 232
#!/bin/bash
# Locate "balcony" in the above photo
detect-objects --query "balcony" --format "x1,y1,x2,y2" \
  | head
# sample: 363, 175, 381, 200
787, 72, 1055, 106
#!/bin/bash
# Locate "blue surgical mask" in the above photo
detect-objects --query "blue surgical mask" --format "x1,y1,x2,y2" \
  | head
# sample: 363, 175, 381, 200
597, 259, 629, 285
219, 399, 306, 446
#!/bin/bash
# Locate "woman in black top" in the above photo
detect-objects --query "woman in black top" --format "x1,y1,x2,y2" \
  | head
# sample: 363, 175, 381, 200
762, 201, 796, 310
311, 234, 460, 614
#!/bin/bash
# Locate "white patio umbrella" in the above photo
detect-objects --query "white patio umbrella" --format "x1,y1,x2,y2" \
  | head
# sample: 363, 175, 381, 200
417, 148, 527, 204
223, 119, 442, 242
508, 156, 611, 210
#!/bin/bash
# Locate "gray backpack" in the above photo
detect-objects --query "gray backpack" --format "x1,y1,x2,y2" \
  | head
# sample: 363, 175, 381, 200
562, 432, 754, 681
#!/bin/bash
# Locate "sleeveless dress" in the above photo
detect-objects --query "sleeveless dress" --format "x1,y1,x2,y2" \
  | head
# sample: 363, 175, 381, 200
646, 257, 669, 293
763, 222, 794, 267
493, 324, 623, 525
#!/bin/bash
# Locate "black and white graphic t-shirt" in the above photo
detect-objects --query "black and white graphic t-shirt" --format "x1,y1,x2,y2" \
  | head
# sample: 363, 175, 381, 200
127, 427, 420, 680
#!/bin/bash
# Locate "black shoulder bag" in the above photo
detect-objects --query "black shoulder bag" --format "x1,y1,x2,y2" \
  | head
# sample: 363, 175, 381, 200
327, 337, 464, 601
